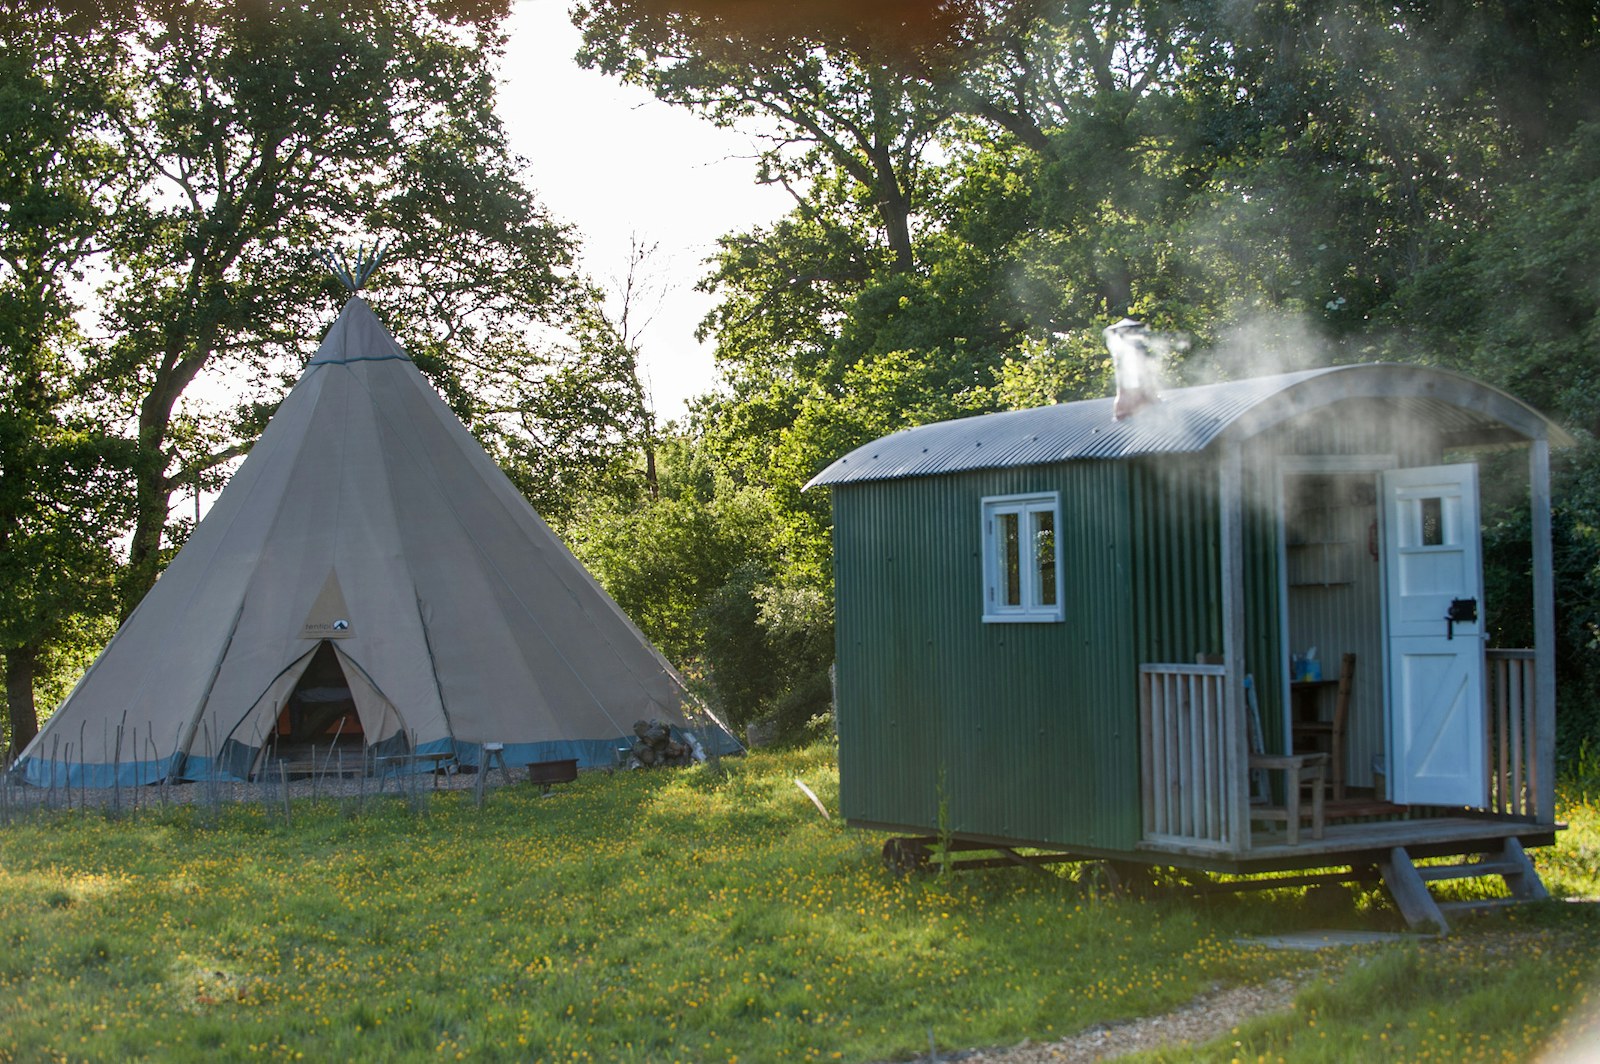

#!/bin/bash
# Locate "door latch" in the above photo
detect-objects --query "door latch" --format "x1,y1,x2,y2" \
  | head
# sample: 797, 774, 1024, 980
1445, 597, 1478, 640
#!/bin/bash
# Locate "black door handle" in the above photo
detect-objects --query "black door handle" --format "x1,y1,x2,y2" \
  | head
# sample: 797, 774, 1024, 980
1445, 597, 1478, 640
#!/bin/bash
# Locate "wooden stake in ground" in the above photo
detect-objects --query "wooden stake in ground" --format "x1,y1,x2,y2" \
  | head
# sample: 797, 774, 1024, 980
279, 761, 292, 826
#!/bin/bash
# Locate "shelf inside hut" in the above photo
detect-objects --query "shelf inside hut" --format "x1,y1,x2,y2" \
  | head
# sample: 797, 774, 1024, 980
1286, 539, 1355, 586
1285, 476, 1356, 586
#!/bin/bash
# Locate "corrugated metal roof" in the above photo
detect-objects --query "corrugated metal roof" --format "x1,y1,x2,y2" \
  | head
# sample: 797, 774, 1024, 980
808, 363, 1572, 488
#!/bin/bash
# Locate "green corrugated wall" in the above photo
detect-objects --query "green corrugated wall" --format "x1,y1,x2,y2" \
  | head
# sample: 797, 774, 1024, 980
832, 455, 1286, 854
1242, 460, 1288, 753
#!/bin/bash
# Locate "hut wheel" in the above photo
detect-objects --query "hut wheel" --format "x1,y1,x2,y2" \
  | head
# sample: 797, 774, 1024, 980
882, 837, 932, 876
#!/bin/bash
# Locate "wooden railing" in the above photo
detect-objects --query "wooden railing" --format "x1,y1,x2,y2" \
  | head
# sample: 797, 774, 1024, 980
1142, 652, 1544, 853
1486, 649, 1540, 819
1139, 663, 1242, 852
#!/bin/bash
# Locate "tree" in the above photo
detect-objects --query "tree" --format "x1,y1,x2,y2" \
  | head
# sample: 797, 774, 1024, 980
577, 0, 951, 277
600, 235, 668, 500
487, 298, 657, 524
1393, 120, 1600, 757
1395, 122, 1600, 435
564, 435, 778, 724
0, 6, 134, 754
577, 0, 1600, 746
90, 0, 589, 607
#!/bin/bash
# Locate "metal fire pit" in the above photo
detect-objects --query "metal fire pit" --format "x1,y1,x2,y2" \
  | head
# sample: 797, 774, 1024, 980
526, 757, 578, 796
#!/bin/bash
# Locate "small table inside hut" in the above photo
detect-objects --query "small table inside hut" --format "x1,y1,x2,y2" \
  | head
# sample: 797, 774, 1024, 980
1290, 679, 1339, 726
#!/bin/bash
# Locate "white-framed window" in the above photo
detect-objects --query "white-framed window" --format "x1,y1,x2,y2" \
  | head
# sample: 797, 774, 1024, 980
981, 492, 1063, 623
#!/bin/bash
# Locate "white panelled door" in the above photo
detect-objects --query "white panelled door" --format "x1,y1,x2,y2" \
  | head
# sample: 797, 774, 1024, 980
1382, 464, 1487, 807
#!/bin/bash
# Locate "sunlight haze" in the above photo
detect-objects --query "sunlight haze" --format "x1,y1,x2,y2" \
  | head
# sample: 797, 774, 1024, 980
497, 0, 790, 420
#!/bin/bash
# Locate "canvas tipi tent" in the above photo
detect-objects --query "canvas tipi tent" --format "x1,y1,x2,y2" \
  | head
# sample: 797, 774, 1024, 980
14, 295, 737, 787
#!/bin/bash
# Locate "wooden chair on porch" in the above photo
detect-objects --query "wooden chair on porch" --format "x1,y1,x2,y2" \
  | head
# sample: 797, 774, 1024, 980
1244, 672, 1327, 844
1248, 752, 1327, 844
1293, 652, 1355, 800
1197, 656, 1328, 844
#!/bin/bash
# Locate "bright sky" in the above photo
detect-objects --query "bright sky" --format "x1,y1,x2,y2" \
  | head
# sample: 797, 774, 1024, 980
496, 0, 790, 421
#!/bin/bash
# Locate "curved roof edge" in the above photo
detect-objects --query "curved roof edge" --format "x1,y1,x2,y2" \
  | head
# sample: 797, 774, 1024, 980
807, 363, 1575, 489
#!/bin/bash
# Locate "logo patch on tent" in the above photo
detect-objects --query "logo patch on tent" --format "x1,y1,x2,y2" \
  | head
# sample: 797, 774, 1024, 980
302, 571, 355, 639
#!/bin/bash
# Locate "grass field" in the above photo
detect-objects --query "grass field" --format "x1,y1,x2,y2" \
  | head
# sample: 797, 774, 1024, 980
0, 743, 1596, 1063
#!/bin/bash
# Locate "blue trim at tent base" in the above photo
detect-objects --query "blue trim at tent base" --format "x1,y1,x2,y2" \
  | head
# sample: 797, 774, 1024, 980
8, 723, 742, 789
448, 723, 742, 772
12, 754, 182, 790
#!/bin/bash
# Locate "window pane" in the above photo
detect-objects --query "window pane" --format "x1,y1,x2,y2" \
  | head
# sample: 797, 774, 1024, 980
999, 512, 1021, 606
1033, 509, 1056, 607
1420, 497, 1443, 546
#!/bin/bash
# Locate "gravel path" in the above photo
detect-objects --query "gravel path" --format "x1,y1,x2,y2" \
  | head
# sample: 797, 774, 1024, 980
907, 978, 1304, 1064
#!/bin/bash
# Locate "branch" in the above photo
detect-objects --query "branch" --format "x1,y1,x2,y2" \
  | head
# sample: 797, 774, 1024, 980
951, 85, 1051, 154
160, 441, 249, 494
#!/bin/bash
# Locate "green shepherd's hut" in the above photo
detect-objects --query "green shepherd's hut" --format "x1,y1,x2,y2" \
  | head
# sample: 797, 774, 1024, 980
808, 362, 1573, 929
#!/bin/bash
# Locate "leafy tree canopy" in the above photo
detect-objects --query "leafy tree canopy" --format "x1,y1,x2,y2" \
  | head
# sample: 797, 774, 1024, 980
0, 5, 136, 754
575, 0, 1600, 742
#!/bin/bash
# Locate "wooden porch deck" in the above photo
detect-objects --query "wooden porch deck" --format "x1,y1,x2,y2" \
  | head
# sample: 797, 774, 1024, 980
1138, 653, 1551, 868
1139, 811, 1560, 875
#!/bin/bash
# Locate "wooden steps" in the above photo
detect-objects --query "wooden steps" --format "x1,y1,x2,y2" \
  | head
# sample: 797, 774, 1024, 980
1379, 838, 1549, 932
1416, 857, 1526, 882
1437, 898, 1527, 919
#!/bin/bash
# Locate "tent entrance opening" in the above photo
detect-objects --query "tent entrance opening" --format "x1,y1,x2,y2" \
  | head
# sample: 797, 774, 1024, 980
273, 641, 367, 762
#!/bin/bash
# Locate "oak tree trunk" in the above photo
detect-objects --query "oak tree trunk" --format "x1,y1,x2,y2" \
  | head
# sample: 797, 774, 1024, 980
4, 645, 40, 760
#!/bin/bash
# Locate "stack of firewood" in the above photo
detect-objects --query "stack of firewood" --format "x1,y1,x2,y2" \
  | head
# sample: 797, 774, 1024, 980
627, 719, 697, 768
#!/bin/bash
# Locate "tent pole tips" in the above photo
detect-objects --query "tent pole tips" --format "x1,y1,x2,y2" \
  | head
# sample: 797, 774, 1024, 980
321, 242, 387, 292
